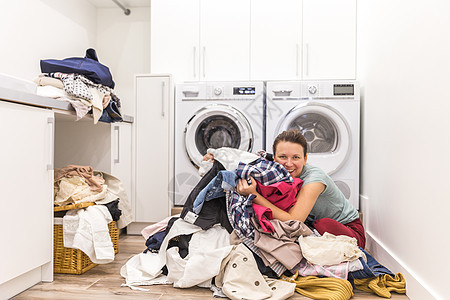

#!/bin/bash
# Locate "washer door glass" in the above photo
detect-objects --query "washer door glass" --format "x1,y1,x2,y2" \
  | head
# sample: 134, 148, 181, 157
195, 115, 241, 154
276, 102, 351, 175
289, 112, 338, 153
185, 104, 253, 168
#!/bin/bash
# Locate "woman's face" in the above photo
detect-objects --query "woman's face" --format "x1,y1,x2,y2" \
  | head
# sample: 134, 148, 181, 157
274, 141, 307, 178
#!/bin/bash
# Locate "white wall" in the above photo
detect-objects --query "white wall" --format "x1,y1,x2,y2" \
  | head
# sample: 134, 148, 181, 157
0, 0, 96, 81
96, 7, 151, 116
358, 1, 450, 299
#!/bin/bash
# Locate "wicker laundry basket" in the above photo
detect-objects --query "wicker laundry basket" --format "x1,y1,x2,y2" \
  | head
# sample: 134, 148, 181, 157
53, 202, 119, 274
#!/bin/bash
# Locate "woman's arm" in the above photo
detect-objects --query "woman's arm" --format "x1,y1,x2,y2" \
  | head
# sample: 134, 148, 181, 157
236, 177, 325, 222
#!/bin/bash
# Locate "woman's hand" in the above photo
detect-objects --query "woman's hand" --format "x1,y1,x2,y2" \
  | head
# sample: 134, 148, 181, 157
203, 153, 214, 162
236, 177, 258, 196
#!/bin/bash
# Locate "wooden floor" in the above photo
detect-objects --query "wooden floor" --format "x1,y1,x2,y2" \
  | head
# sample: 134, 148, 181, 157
13, 234, 409, 300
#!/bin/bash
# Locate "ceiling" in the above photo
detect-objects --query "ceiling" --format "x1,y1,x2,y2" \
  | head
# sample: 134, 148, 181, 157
87, 0, 150, 8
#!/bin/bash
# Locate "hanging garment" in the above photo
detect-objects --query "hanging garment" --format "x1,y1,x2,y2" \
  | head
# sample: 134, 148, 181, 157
63, 205, 114, 264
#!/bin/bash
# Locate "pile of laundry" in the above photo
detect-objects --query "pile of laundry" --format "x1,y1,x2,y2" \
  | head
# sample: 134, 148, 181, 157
55, 164, 132, 264
121, 148, 406, 300
35, 48, 122, 123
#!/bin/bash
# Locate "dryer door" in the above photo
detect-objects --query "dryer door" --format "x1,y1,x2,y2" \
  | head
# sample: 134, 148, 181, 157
275, 102, 351, 175
185, 104, 253, 168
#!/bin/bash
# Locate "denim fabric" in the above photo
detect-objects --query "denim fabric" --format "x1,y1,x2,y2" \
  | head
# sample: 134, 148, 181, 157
193, 171, 237, 214
348, 248, 394, 279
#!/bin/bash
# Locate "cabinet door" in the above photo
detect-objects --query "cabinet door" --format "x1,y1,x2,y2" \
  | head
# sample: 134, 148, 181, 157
200, 0, 250, 80
111, 122, 133, 208
151, 0, 200, 82
302, 0, 356, 79
251, 0, 302, 80
0, 101, 53, 284
135, 75, 170, 222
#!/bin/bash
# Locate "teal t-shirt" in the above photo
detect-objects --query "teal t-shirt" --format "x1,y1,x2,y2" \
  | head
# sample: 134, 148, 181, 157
299, 164, 359, 224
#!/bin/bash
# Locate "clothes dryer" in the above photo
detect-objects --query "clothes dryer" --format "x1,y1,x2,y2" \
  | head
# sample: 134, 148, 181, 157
174, 81, 264, 205
266, 80, 360, 209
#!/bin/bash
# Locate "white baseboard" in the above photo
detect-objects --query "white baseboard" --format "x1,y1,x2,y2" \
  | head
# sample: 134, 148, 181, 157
361, 193, 439, 300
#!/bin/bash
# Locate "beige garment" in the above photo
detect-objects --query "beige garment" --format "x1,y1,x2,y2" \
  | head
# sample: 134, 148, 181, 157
216, 244, 295, 300
102, 93, 111, 109
88, 87, 105, 124
254, 218, 313, 270
55, 165, 104, 193
33, 74, 64, 89
94, 171, 133, 229
229, 230, 242, 245
298, 232, 364, 266
216, 243, 272, 300
54, 175, 107, 206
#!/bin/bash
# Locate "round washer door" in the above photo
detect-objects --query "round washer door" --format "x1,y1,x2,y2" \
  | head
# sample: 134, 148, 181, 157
275, 102, 351, 175
185, 104, 253, 168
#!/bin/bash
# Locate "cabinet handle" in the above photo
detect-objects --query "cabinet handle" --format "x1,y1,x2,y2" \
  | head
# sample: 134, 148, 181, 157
296, 43, 300, 77
305, 43, 309, 77
202, 46, 206, 79
193, 46, 197, 78
47, 117, 54, 171
161, 81, 165, 117
114, 125, 120, 164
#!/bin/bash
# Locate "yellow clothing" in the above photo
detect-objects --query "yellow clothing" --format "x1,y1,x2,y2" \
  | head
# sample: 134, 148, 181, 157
354, 272, 406, 298
281, 272, 353, 300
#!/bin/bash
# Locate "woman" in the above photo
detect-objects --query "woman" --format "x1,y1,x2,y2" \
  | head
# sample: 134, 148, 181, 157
204, 129, 365, 248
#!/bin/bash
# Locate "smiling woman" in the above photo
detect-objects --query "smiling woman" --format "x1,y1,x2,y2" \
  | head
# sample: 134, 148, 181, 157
207, 129, 366, 248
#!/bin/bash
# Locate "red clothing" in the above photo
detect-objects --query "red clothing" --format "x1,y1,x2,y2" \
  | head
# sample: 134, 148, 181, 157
255, 178, 303, 211
252, 204, 274, 233
313, 217, 366, 249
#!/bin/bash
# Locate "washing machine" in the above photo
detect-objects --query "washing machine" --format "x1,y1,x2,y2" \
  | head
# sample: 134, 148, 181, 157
266, 80, 360, 209
174, 81, 265, 205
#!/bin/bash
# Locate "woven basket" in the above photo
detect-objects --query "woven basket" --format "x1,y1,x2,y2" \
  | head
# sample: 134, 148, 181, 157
53, 203, 119, 275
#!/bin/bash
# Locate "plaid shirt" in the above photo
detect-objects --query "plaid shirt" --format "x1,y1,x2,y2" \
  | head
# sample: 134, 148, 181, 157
227, 159, 295, 276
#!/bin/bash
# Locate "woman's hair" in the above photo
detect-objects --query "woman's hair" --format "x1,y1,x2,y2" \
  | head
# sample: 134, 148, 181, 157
273, 129, 307, 156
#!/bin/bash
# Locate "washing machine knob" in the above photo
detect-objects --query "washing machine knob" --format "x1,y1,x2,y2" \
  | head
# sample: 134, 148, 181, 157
308, 85, 318, 95
214, 87, 223, 96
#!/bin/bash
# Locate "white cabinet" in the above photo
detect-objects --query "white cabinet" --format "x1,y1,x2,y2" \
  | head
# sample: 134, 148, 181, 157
53, 115, 133, 207
151, 0, 356, 81
302, 0, 356, 79
251, 0, 356, 80
131, 74, 172, 231
151, 0, 250, 82
250, 0, 303, 80
0, 101, 54, 299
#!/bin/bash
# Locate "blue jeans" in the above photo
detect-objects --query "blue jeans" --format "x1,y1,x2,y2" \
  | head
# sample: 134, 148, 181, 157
193, 171, 237, 214
349, 248, 394, 279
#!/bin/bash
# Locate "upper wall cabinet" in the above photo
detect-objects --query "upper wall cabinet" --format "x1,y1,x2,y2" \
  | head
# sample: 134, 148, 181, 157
151, 0, 356, 81
250, 0, 303, 80
151, 0, 250, 82
302, 0, 356, 80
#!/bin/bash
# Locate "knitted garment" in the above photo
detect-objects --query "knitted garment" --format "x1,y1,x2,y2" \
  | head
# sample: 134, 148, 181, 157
354, 273, 406, 298
281, 272, 353, 300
